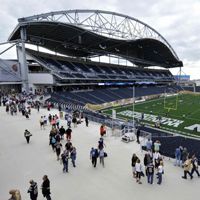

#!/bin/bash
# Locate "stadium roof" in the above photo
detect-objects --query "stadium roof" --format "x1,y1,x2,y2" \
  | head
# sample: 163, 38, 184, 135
8, 10, 183, 68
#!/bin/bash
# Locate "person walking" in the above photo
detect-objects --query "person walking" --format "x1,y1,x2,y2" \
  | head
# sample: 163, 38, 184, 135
70, 146, 77, 167
24, 129, 32, 144
66, 127, 72, 141
72, 116, 77, 128
131, 154, 138, 178
174, 146, 181, 166
85, 116, 89, 127
55, 141, 62, 160
100, 124, 106, 137
39, 116, 45, 130
157, 161, 164, 185
136, 127, 140, 144
59, 126, 65, 139
182, 147, 188, 167
98, 137, 105, 150
146, 138, 152, 151
99, 148, 105, 167
146, 162, 154, 184
8, 189, 21, 200
191, 154, 200, 177
135, 159, 143, 184
41, 175, 51, 200
27, 180, 38, 200
90, 147, 99, 168
61, 150, 69, 173
182, 158, 193, 179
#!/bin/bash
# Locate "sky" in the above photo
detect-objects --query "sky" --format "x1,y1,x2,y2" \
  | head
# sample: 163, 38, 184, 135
0, 0, 200, 79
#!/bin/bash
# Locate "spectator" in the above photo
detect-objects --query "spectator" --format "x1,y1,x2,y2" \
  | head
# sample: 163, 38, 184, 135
85, 116, 89, 127
154, 140, 161, 152
135, 159, 143, 184
191, 154, 200, 177
41, 175, 51, 200
146, 162, 154, 184
8, 189, 21, 200
146, 138, 152, 151
182, 158, 193, 179
174, 146, 181, 166
131, 154, 138, 178
157, 161, 164, 185
27, 180, 38, 200
90, 147, 99, 168
24, 129, 32, 144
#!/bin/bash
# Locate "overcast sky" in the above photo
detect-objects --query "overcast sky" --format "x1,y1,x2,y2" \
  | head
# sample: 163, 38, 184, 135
0, 0, 200, 79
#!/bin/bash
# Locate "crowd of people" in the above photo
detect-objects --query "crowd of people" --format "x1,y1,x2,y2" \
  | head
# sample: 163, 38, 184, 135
132, 139, 163, 185
174, 146, 200, 179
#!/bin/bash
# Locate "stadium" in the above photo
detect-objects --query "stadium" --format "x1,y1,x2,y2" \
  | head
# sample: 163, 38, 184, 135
1, 9, 200, 200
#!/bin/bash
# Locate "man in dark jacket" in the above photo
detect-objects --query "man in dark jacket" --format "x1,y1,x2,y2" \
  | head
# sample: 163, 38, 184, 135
90, 147, 99, 167
28, 180, 38, 200
41, 175, 51, 200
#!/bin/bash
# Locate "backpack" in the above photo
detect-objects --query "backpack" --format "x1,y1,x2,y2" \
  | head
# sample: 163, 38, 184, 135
51, 137, 56, 144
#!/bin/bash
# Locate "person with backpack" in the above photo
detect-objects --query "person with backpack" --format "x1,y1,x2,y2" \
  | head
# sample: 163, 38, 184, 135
27, 180, 38, 200
24, 129, 32, 144
50, 136, 56, 151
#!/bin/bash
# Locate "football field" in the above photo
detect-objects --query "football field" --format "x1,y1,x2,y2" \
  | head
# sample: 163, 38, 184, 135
102, 93, 200, 136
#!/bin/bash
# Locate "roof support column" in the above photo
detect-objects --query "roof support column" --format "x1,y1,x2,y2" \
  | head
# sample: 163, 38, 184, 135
19, 26, 29, 93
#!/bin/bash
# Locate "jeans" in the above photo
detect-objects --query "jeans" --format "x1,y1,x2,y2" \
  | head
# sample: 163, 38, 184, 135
157, 173, 162, 184
63, 161, 68, 172
175, 155, 181, 166
147, 173, 154, 184
71, 158, 76, 167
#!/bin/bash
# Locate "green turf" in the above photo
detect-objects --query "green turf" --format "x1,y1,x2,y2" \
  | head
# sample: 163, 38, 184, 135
102, 93, 200, 136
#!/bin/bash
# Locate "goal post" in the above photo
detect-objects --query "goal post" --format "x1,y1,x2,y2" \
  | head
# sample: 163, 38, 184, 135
163, 88, 179, 111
